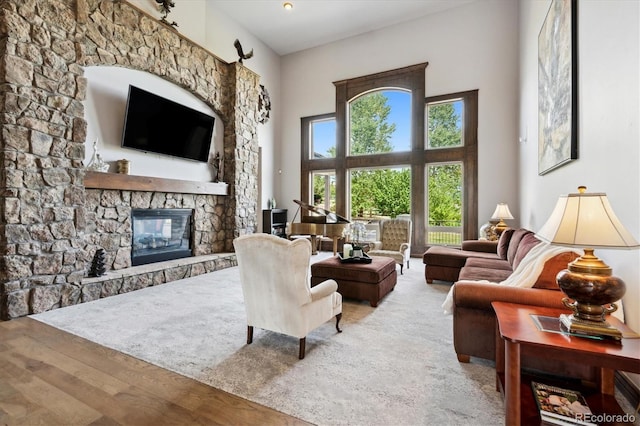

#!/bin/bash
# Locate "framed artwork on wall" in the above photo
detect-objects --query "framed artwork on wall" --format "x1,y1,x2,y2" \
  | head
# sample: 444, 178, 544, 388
538, 0, 578, 175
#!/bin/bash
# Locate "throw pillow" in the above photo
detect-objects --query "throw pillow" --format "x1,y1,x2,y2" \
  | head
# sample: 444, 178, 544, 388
507, 229, 533, 265
533, 251, 579, 289
497, 228, 515, 260
512, 232, 541, 270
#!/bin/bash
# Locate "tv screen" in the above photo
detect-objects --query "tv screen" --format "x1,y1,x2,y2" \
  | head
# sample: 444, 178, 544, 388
121, 85, 215, 162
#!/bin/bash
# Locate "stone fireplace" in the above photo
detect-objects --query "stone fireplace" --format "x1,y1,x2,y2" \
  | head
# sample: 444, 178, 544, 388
0, 0, 260, 319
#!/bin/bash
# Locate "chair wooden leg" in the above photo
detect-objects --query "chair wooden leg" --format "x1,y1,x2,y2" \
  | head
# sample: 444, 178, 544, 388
247, 326, 253, 344
400, 264, 403, 275
336, 313, 343, 333
299, 337, 306, 359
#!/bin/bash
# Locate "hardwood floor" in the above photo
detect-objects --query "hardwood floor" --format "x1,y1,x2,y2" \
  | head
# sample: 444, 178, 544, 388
0, 318, 311, 425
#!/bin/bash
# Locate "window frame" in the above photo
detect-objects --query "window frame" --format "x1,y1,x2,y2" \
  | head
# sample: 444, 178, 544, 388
424, 90, 478, 248
301, 112, 336, 203
300, 64, 478, 254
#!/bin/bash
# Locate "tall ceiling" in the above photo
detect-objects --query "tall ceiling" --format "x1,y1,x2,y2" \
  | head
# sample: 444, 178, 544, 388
207, 0, 477, 56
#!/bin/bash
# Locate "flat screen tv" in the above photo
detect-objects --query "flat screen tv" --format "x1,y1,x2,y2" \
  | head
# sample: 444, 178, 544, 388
121, 85, 215, 162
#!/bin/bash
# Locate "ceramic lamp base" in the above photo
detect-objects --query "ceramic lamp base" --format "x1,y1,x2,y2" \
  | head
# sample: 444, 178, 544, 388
556, 264, 626, 321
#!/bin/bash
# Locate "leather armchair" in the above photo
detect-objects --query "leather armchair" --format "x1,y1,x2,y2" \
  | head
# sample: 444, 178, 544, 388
367, 218, 411, 274
233, 233, 343, 359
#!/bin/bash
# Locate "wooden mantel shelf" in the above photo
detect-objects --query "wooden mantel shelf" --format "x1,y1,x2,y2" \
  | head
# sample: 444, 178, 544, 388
84, 171, 229, 196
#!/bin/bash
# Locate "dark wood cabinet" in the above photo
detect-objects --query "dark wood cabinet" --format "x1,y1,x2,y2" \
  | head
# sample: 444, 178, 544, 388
263, 209, 287, 238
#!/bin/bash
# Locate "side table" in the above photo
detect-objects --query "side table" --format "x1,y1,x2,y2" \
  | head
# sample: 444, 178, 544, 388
492, 301, 640, 426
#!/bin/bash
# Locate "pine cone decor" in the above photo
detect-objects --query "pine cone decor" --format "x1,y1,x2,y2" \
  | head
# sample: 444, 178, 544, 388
89, 248, 107, 277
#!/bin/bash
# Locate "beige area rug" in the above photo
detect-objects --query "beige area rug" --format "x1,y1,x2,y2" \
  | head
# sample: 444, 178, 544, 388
33, 254, 506, 425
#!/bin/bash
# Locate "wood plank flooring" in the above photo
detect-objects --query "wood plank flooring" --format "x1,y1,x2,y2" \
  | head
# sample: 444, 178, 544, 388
0, 318, 311, 425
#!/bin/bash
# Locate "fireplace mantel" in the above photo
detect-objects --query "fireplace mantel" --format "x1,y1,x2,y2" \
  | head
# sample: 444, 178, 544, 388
84, 171, 229, 195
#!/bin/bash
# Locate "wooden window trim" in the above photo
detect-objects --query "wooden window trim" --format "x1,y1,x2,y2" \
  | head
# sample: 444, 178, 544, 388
425, 90, 479, 244
300, 64, 478, 254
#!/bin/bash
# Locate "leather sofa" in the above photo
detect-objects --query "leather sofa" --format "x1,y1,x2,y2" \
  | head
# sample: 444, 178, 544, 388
423, 228, 571, 286
423, 239, 499, 284
424, 229, 595, 380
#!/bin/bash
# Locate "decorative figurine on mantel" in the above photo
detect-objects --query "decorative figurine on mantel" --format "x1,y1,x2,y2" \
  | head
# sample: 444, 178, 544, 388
86, 139, 109, 172
209, 152, 223, 182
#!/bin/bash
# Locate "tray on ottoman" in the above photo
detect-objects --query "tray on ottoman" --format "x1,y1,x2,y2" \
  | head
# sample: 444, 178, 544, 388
338, 252, 372, 264
311, 256, 397, 307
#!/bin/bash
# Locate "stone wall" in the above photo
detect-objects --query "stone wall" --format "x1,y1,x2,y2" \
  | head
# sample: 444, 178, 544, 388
0, 0, 260, 319
80, 253, 237, 305
85, 189, 225, 270
228, 65, 260, 242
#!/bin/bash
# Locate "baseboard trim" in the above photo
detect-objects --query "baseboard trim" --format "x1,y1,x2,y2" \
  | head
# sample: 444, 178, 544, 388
616, 371, 640, 411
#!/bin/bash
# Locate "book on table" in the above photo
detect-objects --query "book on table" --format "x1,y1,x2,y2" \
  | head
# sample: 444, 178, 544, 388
531, 382, 596, 426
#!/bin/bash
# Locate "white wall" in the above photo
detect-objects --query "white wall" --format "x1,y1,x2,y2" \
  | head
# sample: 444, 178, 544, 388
203, 4, 282, 219
519, 0, 640, 385
84, 67, 221, 181
278, 0, 520, 228
127, 0, 207, 45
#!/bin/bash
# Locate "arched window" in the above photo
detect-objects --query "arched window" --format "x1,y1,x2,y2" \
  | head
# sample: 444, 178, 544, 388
348, 89, 411, 155
301, 64, 478, 254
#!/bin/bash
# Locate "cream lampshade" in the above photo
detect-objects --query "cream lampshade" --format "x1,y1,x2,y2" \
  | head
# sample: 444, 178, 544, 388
491, 203, 514, 236
535, 186, 639, 339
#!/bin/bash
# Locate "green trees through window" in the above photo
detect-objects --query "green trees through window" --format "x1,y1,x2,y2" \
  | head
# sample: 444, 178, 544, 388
312, 171, 335, 211
348, 91, 410, 218
427, 101, 463, 148
349, 92, 397, 155
351, 168, 410, 218
426, 100, 464, 245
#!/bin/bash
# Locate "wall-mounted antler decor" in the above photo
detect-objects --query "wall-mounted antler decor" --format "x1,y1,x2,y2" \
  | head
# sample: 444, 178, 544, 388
258, 85, 271, 124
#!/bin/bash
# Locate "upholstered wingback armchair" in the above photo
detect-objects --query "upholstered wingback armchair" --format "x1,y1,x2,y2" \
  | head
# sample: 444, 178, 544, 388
233, 233, 343, 359
367, 218, 412, 274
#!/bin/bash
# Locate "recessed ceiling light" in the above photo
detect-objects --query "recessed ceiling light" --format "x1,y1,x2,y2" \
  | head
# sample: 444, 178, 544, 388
283, 2, 293, 10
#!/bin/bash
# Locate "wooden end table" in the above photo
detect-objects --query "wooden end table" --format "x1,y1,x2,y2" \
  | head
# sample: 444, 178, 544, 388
492, 301, 640, 425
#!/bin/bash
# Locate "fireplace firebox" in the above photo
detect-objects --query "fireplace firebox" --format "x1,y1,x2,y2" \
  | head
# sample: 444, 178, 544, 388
131, 209, 194, 266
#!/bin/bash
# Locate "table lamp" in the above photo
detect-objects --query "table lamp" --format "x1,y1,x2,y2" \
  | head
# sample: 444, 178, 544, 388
491, 203, 514, 236
535, 186, 639, 339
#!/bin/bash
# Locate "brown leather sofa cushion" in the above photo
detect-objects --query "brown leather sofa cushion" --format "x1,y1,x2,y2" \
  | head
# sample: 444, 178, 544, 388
512, 232, 540, 270
423, 246, 498, 269
497, 228, 515, 259
464, 257, 512, 271
461, 240, 498, 253
458, 251, 577, 290
458, 266, 512, 282
506, 228, 533, 266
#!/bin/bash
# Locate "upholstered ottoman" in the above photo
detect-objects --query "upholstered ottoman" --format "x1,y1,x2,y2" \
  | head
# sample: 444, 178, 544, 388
311, 256, 397, 307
